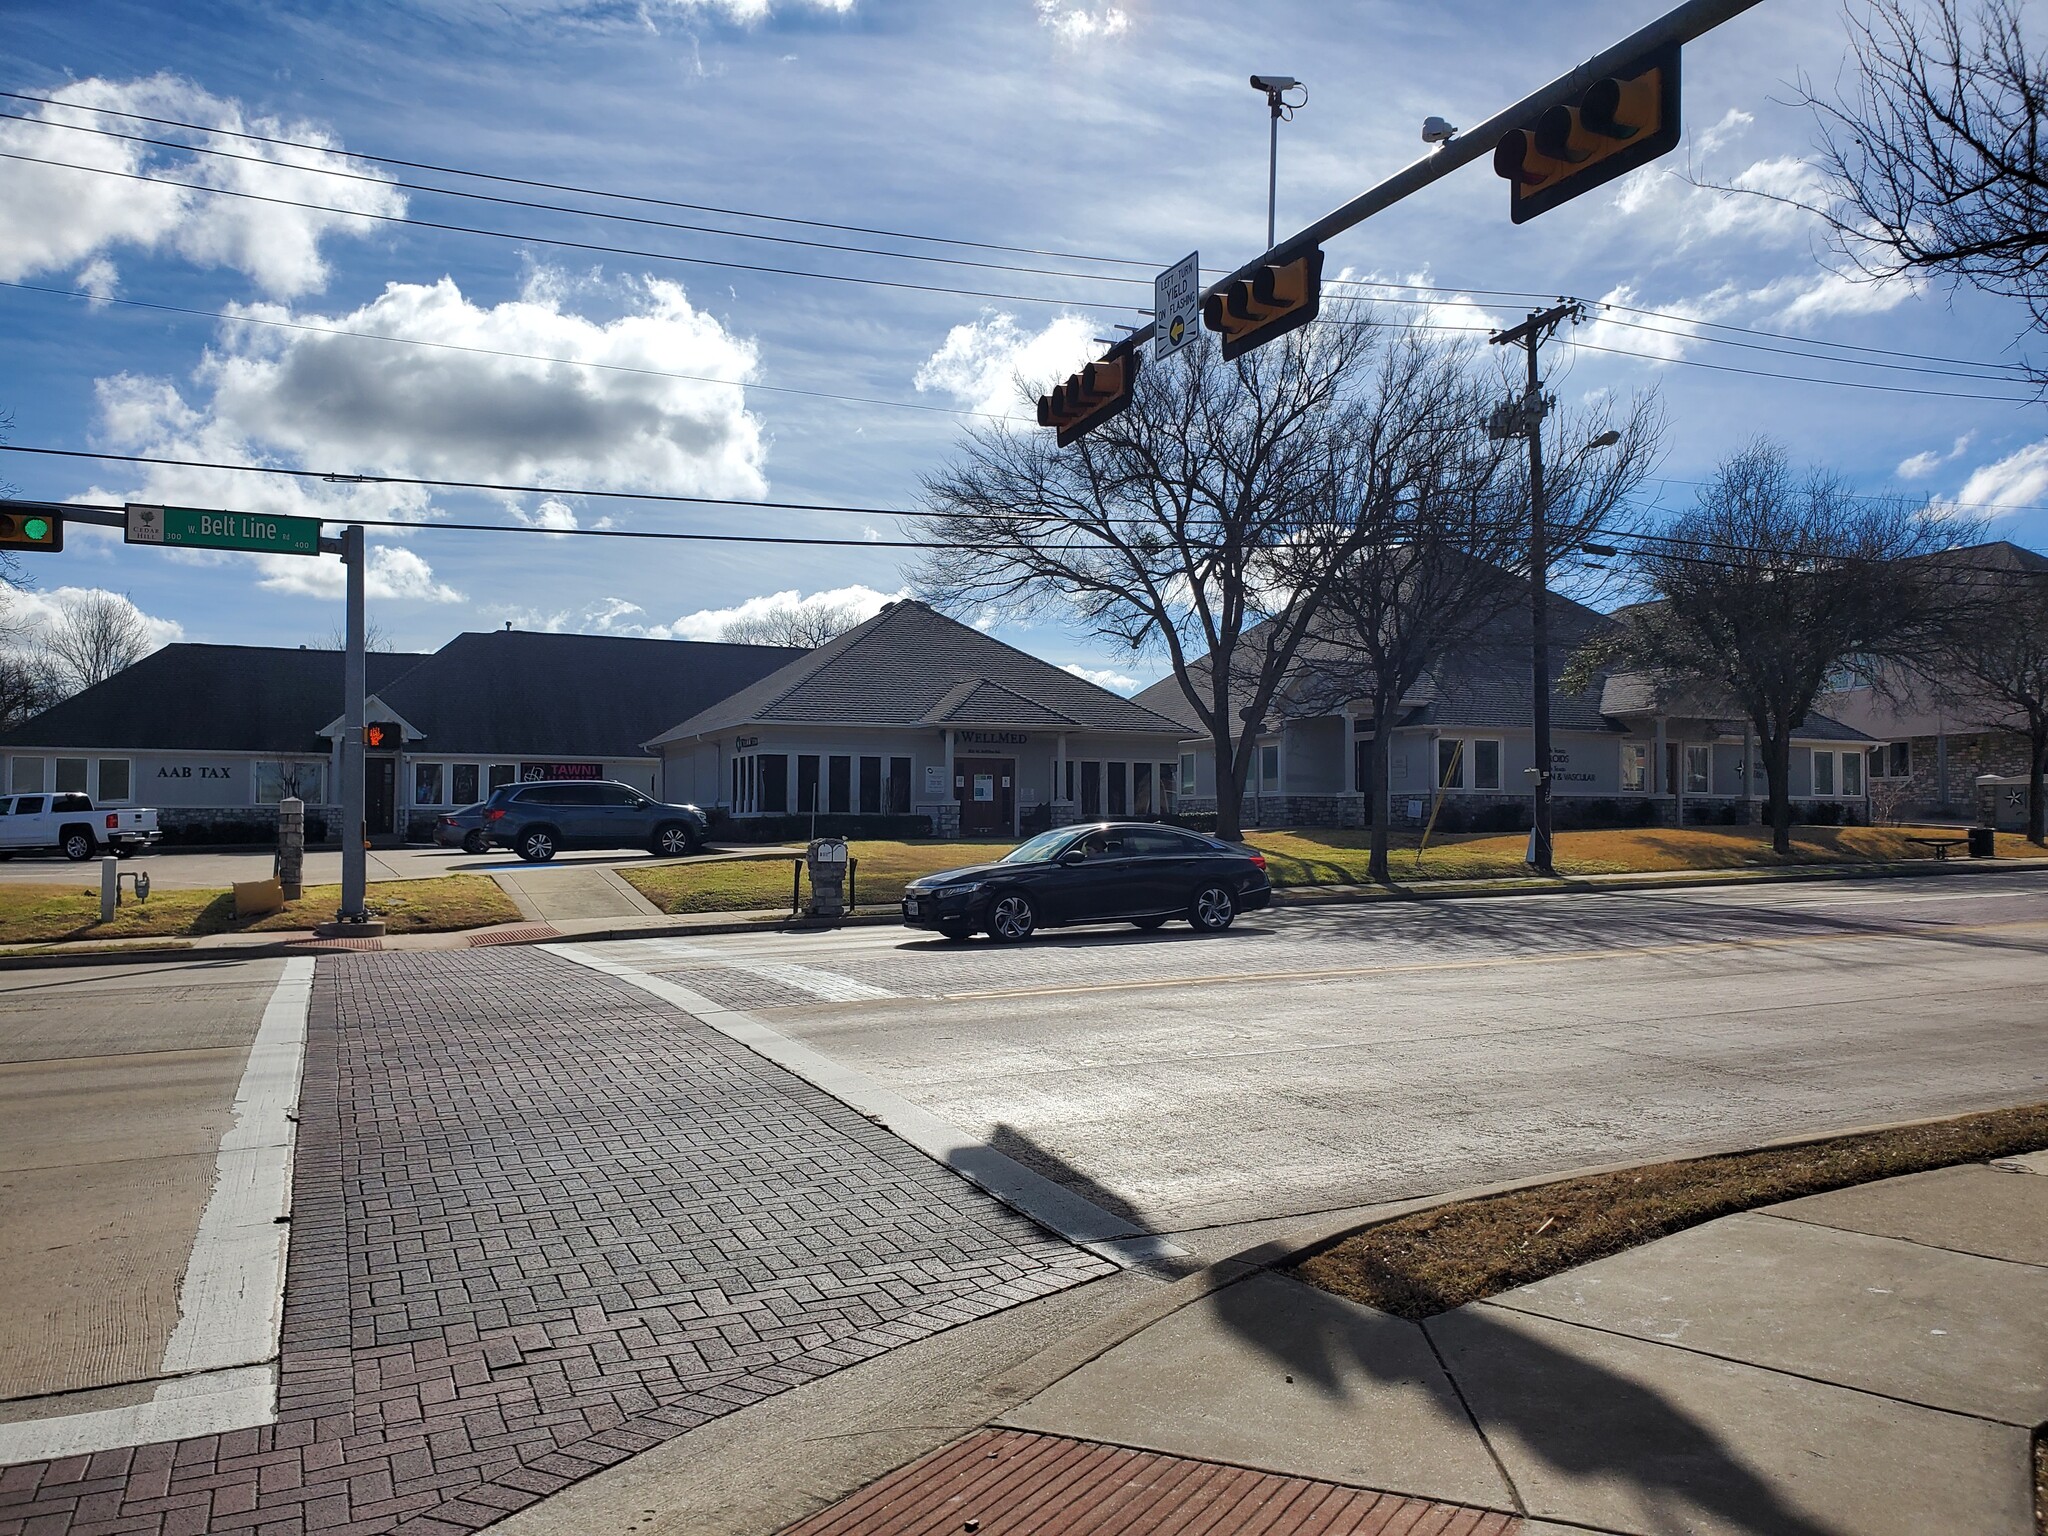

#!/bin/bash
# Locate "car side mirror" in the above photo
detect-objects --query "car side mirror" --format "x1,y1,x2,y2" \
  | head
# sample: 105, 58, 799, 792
1059, 849, 1086, 866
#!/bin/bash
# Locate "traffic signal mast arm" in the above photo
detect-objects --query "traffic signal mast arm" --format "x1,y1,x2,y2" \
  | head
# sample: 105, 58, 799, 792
1118, 0, 1766, 359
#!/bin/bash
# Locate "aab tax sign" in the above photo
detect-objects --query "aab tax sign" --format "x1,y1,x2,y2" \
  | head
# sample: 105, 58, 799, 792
126, 503, 321, 557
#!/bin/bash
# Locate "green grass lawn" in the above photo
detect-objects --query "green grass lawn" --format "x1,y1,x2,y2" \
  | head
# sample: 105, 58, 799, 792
617, 822, 2044, 917
0, 874, 520, 946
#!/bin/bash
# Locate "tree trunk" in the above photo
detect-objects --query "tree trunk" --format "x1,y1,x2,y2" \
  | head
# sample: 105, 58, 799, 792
1213, 726, 1247, 843
2030, 722, 2047, 848
1366, 721, 1393, 885
1763, 728, 1794, 856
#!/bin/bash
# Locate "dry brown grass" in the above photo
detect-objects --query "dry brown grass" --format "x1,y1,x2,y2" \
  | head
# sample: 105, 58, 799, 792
1293, 1101, 2048, 1322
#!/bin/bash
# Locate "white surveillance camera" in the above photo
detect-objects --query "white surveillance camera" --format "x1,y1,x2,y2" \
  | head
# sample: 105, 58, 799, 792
1422, 116, 1458, 144
1250, 75, 1300, 93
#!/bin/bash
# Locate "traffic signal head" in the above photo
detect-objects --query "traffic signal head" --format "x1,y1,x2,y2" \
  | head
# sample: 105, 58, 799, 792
1037, 344, 1141, 448
1202, 247, 1325, 361
0, 509, 62, 553
1493, 41, 1680, 224
364, 722, 396, 750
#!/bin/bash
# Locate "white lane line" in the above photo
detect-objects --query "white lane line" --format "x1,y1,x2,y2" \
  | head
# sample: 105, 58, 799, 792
605, 937, 897, 1003
0, 957, 310, 1463
547, 943, 1182, 1269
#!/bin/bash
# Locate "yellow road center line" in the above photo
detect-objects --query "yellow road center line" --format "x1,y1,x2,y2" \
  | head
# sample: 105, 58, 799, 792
937, 917, 2048, 1002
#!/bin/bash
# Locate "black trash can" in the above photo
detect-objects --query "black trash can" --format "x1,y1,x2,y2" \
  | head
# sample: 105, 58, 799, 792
1968, 826, 1996, 858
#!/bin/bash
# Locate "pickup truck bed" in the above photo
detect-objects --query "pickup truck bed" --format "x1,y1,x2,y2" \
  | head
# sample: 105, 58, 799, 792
0, 793, 161, 860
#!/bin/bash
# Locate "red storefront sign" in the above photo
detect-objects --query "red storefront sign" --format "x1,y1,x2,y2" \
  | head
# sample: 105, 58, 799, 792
520, 762, 603, 781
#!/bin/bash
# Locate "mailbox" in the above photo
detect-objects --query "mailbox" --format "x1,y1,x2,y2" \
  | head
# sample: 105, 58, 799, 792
805, 837, 850, 919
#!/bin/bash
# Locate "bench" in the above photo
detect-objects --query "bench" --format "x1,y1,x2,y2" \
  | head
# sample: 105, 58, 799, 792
1906, 836, 1970, 861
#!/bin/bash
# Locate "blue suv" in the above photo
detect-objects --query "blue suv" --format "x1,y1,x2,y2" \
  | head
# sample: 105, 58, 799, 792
483, 779, 707, 862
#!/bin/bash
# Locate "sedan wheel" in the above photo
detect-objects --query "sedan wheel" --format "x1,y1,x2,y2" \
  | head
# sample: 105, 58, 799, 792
1189, 883, 1236, 932
987, 891, 1037, 942
517, 829, 557, 863
462, 830, 489, 855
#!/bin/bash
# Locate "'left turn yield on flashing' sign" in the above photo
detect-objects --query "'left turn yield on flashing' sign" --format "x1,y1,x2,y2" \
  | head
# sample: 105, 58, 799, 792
1154, 251, 1200, 359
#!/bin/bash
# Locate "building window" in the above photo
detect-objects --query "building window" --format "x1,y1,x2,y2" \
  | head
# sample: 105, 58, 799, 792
1684, 745, 1711, 795
827, 754, 852, 814
55, 758, 88, 794
754, 753, 787, 813
1159, 761, 1176, 806
9, 757, 44, 793
858, 755, 882, 814
1260, 744, 1281, 793
488, 764, 516, 793
1080, 761, 1101, 817
254, 761, 326, 804
1842, 749, 1863, 797
1813, 749, 1836, 796
414, 761, 444, 806
1472, 740, 1502, 792
450, 764, 480, 805
1179, 752, 1196, 796
1871, 741, 1911, 779
1621, 743, 1648, 793
97, 758, 132, 803
1108, 761, 1129, 815
796, 755, 821, 814
887, 756, 910, 815
1132, 761, 1153, 816
1436, 738, 1464, 791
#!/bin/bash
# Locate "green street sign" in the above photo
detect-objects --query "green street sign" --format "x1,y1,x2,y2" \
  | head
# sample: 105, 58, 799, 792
125, 503, 321, 557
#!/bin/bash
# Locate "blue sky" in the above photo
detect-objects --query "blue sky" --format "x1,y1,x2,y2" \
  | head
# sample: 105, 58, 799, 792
3, 0, 2044, 690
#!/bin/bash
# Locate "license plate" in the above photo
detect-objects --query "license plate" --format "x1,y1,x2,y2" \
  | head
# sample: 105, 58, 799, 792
904, 897, 922, 917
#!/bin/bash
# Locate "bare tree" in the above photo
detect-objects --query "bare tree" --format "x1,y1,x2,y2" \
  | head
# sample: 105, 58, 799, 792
0, 408, 22, 594
1579, 441, 1976, 855
1922, 545, 2048, 843
719, 600, 868, 649
1292, 389, 1663, 882
44, 590, 152, 692
1799, 0, 2048, 385
916, 315, 1460, 842
318, 619, 395, 652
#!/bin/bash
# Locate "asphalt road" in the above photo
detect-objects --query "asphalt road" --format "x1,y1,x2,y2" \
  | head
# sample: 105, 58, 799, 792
577, 870, 2048, 1236
0, 958, 280, 1414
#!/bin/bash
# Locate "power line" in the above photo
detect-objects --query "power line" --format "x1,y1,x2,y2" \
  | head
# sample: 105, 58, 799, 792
1559, 335, 2037, 405
0, 150, 1153, 316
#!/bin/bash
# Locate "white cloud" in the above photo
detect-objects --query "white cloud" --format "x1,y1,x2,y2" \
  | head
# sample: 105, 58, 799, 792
1611, 154, 1826, 251
0, 75, 404, 299
1942, 441, 2048, 517
203, 274, 766, 495
1897, 433, 1976, 481
1696, 108, 1754, 157
251, 544, 465, 603
1062, 661, 1139, 694
1035, 1, 1129, 43
914, 309, 1099, 421
1, 586, 185, 653
663, 583, 900, 640
512, 497, 583, 534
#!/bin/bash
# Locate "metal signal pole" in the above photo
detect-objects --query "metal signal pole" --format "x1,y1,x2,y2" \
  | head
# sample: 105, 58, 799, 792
1490, 301, 1582, 876
339, 524, 368, 922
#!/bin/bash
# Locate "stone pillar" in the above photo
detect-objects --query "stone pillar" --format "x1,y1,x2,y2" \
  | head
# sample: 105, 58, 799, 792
278, 796, 305, 900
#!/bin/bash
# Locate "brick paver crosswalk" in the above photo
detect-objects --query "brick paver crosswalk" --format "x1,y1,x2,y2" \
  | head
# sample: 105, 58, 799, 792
0, 950, 1113, 1535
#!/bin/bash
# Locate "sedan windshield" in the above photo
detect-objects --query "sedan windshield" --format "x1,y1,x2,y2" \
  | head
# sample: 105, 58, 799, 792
1000, 828, 1076, 864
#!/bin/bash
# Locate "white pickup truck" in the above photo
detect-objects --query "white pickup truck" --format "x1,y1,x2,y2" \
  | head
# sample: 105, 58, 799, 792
0, 792, 161, 861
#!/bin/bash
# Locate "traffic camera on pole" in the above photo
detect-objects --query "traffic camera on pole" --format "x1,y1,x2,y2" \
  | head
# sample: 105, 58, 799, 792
1202, 247, 1326, 361
1492, 41, 1681, 224
0, 508, 62, 553
1036, 340, 1141, 448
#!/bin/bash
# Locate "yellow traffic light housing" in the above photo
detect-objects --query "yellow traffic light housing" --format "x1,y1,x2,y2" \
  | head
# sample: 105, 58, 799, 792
0, 509, 62, 553
1037, 344, 1141, 448
1202, 247, 1325, 361
1493, 42, 1680, 224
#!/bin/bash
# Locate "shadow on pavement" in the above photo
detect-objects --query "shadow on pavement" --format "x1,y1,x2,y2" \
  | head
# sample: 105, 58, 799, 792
1207, 1263, 1841, 1536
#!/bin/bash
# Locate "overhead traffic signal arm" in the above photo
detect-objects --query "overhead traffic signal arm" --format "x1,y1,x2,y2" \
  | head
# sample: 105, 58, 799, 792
1036, 344, 1141, 448
1493, 41, 1681, 223
1202, 248, 1325, 361
0, 508, 62, 553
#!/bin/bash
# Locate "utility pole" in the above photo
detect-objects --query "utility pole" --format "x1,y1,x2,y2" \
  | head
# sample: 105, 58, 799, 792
339, 524, 368, 923
1490, 301, 1581, 877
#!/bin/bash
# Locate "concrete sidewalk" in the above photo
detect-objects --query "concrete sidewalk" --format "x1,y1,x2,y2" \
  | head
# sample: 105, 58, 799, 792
985, 1153, 2048, 1535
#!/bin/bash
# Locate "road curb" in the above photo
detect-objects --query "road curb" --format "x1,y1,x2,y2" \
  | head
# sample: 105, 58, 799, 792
985, 1094, 2048, 1406
2, 854, 2042, 970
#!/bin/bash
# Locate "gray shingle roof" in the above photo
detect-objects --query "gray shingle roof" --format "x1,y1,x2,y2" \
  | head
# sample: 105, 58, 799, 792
0, 645, 427, 753
650, 601, 1185, 742
373, 630, 803, 758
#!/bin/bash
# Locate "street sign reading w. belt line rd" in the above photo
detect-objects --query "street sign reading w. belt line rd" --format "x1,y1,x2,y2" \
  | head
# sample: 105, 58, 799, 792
126, 503, 321, 557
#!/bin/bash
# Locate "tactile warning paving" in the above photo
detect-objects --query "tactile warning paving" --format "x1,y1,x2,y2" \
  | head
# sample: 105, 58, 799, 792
779, 1428, 1521, 1535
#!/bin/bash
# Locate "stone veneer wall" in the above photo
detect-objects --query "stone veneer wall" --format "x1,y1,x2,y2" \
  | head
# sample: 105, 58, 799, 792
916, 800, 961, 837
1888, 731, 2036, 815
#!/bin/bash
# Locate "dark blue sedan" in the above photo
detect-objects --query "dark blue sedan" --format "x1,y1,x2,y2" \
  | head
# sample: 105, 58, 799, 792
901, 822, 1271, 942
